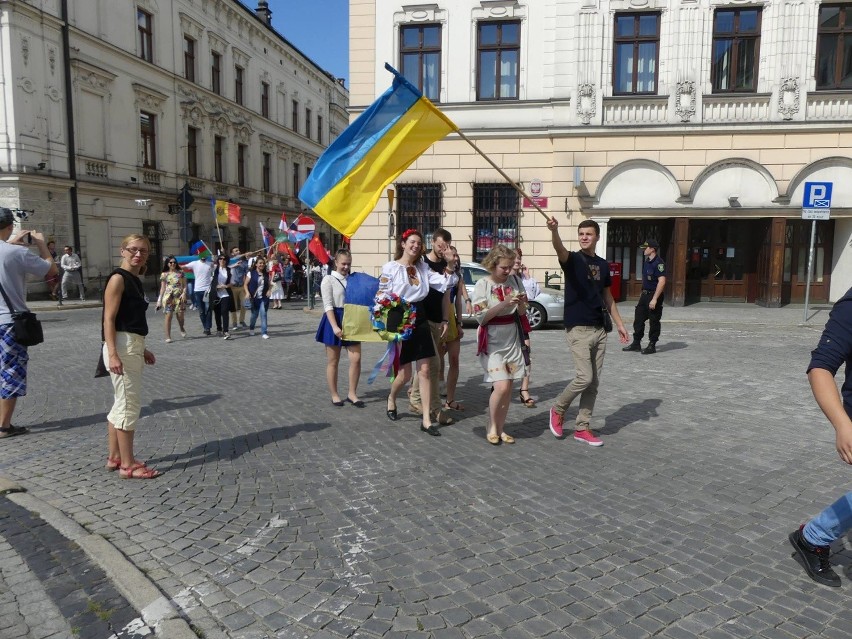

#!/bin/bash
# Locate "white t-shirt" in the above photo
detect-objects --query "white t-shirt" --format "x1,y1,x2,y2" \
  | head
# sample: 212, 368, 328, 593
0, 240, 52, 324
185, 259, 214, 292
215, 268, 230, 298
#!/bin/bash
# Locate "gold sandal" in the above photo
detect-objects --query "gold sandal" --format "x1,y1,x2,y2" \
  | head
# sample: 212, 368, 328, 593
500, 433, 515, 444
486, 432, 500, 445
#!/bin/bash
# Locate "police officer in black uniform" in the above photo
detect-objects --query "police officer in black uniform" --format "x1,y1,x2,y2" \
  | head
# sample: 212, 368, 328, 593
623, 239, 666, 354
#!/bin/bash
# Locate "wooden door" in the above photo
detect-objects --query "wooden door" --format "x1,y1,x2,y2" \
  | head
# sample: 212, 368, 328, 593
782, 220, 834, 303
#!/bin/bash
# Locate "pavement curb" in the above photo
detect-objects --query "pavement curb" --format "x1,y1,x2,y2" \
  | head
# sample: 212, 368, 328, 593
4, 485, 197, 639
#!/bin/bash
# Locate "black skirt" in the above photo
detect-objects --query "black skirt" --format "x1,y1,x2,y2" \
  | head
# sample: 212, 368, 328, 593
399, 309, 435, 365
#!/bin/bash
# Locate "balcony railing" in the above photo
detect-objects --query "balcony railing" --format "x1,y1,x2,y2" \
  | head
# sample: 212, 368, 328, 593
215, 184, 229, 197
702, 93, 771, 123
84, 160, 109, 178
142, 169, 164, 186
602, 96, 669, 125
806, 91, 852, 121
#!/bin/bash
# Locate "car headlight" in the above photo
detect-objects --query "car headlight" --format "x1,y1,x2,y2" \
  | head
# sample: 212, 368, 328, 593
553, 295, 564, 304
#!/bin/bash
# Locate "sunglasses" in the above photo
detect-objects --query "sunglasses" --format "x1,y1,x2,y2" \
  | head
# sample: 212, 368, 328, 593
168, 261, 177, 264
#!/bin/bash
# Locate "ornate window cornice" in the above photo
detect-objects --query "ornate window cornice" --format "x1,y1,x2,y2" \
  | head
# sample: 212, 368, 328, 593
71, 60, 117, 95
179, 12, 204, 40
132, 83, 168, 113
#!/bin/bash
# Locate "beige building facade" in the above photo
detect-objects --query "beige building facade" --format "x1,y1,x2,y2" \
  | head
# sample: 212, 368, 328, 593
0, 0, 348, 290
349, 0, 852, 305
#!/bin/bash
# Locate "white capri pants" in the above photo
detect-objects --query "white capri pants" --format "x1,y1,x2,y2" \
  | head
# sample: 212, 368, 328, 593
104, 332, 146, 431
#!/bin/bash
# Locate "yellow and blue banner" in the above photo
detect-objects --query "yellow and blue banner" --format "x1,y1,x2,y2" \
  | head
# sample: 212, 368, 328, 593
299, 64, 457, 237
342, 272, 382, 343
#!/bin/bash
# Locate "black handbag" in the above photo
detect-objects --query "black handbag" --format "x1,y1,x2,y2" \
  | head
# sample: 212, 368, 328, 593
0, 280, 44, 346
95, 348, 109, 378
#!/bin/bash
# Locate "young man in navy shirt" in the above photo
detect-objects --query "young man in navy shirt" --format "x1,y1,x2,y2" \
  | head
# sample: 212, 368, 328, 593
789, 288, 852, 587
546, 217, 629, 446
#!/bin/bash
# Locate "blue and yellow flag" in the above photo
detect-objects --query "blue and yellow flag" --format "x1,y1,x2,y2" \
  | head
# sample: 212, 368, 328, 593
342, 272, 383, 343
299, 64, 457, 237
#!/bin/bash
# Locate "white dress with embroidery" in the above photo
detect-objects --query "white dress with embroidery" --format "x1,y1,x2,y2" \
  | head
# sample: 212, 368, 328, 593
472, 275, 528, 383
377, 260, 454, 303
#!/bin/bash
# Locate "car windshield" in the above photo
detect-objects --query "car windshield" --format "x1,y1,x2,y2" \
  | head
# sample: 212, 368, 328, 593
463, 266, 490, 286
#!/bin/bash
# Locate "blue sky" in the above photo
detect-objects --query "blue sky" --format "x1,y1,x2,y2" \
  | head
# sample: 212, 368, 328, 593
268, 0, 349, 83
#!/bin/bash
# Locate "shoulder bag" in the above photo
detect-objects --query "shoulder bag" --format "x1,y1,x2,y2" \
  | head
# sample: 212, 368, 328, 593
0, 280, 44, 347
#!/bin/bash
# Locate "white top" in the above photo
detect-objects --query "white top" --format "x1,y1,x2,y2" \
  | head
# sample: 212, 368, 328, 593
185, 259, 213, 291
377, 260, 456, 303
320, 271, 347, 311
215, 268, 230, 298
520, 274, 541, 300
60, 252, 81, 271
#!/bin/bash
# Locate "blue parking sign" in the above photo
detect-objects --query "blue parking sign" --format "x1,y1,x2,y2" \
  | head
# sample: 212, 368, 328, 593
804, 182, 832, 208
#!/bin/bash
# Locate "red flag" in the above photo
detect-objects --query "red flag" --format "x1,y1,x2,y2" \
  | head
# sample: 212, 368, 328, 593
309, 236, 330, 265
285, 243, 301, 264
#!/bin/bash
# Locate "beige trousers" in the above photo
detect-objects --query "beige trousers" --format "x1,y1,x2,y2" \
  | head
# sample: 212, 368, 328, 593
230, 286, 247, 325
105, 332, 145, 431
552, 325, 608, 429
409, 320, 442, 414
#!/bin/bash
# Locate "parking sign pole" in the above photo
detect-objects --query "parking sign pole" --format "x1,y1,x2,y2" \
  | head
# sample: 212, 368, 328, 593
803, 220, 817, 324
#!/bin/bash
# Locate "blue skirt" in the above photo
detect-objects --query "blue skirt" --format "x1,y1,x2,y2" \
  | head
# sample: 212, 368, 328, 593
315, 307, 358, 347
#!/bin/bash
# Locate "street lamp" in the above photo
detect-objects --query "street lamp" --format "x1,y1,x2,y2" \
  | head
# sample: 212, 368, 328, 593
386, 188, 395, 263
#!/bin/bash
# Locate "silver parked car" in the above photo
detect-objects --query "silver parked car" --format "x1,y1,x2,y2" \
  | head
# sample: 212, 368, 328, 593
459, 262, 564, 330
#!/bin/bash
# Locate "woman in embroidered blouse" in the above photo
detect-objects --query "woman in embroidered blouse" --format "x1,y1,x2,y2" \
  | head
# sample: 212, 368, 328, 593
472, 245, 529, 445
155, 255, 186, 343
316, 248, 362, 407
268, 255, 285, 309
381, 229, 454, 437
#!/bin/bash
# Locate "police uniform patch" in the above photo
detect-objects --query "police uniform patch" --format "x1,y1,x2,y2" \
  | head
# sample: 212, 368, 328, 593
657, 263, 665, 273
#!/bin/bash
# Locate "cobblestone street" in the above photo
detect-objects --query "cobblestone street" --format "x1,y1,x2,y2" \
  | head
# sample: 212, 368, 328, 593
1, 302, 851, 638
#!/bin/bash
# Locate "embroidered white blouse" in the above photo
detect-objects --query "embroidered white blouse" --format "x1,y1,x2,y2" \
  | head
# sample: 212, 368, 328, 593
377, 260, 457, 303
320, 270, 347, 311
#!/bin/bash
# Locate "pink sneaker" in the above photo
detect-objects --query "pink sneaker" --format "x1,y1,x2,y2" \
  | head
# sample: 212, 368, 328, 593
573, 429, 603, 447
549, 408, 564, 438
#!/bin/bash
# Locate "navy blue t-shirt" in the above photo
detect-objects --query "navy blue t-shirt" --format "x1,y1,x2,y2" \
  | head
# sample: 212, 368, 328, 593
643, 255, 666, 291
559, 251, 611, 328
808, 286, 852, 419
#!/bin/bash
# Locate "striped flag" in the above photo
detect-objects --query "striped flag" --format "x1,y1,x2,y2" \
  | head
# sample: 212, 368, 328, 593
213, 199, 241, 224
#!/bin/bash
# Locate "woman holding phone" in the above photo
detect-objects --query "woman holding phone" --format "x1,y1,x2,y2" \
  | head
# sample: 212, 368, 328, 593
472, 245, 529, 445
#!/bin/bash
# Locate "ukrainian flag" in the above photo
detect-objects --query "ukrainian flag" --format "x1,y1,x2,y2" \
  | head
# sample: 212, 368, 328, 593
342, 272, 383, 343
299, 64, 458, 237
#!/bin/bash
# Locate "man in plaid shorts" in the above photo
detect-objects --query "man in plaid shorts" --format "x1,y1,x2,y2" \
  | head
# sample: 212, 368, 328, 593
0, 208, 57, 438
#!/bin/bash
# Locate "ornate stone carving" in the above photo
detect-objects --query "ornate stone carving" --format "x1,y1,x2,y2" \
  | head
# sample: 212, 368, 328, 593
179, 13, 204, 39
235, 125, 252, 143
17, 77, 36, 94
675, 80, 696, 122
211, 115, 229, 134
73, 61, 117, 94
132, 83, 168, 113
48, 48, 56, 75
577, 83, 596, 124
778, 77, 800, 120
21, 37, 29, 66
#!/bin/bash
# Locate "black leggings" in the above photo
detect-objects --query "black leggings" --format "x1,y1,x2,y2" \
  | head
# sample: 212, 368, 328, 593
214, 295, 231, 332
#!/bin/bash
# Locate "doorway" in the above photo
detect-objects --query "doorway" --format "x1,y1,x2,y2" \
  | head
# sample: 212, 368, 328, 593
685, 219, 762, 303
782, 219, 833, 303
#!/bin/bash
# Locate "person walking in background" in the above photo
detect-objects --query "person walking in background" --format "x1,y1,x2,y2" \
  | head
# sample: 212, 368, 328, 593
788, 287, 852, 588
546, 217, 629, 447
211, 255, 233, 339
0, 208, 56, 438
244, 256, 271, 339
185, 253, 213, 335
316, 248, 362, 407
155, 255, 186, 343
512, 249, 536, 408
45, 240, 61, 300
269, 256, 285, 309
283, 258, 294, 300
229, 247, 249, 331
60, 245, 85, 301
623, 239, 666, 355
102, 234, 159, 478
381, 229, 455, 437
409, 228, 456, 428
439, 245, 466, 413
472, 245, 529, 445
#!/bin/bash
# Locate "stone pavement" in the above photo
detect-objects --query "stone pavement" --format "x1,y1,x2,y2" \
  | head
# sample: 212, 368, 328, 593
1, 298, 851, 638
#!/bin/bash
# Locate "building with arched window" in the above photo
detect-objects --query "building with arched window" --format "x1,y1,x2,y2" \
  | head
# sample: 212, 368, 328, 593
348, 0, 852, 305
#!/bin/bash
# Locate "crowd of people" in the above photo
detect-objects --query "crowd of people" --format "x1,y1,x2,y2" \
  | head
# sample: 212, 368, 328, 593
3, 208, 851, 589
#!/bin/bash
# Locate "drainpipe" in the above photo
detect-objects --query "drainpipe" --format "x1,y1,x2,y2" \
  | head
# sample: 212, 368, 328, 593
60, 0, 80, 251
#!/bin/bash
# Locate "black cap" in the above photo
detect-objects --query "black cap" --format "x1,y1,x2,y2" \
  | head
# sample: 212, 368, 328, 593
0, 208, 14, 229
640, 239, 659, 249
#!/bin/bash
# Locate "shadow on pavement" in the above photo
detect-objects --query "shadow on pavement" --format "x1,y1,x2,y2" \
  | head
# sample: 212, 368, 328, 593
147, 422, 332, 470
601, 398, 662, 435
655, 341, 687, 353
35, 394, 220, 432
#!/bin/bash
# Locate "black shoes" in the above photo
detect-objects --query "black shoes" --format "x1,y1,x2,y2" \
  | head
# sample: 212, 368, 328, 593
346, 397, 366, 408
331, 400, 345, 407
642, 343, 657, 355
386, 396, 398, 421
420, 424, 441, 436
623, 342, 641, 352
789, 526, 841, 587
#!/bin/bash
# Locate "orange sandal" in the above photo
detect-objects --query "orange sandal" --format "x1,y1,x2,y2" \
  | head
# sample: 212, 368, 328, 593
119, 462, 160, 479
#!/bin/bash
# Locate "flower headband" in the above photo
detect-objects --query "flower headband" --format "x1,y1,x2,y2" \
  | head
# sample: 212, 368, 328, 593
402, 228, 420, 240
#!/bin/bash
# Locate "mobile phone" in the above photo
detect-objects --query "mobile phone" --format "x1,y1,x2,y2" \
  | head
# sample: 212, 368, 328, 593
26, 232, 32, 245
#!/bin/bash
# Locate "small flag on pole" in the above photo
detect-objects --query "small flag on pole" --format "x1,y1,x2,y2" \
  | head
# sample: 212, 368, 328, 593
213, 199, 241, 224
190, 240, 212, 259
298, 64, 457, 237
279, 213, 288, 232
309, 236, 330, 265
259, 223, 275, 250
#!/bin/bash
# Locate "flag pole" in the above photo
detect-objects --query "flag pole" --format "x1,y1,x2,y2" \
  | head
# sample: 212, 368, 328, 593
211, 200, 225, 252
453, 129, 551, 223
